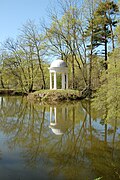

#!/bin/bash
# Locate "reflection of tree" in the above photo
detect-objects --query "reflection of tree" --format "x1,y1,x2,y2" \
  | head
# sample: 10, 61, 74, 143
0, 150, 2, 161
0, 97, 49, 167
0, 97, 47, 163
0, 96, 4, 107
0, 96, 27, 136
21, 107, 47, 167
46, 105, 90, 179
47, 101, 120, 180
82, 101, 120, 179
0, 97, 120, 179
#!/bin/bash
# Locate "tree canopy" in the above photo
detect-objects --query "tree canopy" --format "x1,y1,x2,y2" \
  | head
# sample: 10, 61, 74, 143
0, 0, 119, 95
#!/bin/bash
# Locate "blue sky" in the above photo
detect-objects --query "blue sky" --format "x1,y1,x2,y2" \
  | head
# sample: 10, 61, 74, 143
0, 0, 55, 43
0, 0, 118, 43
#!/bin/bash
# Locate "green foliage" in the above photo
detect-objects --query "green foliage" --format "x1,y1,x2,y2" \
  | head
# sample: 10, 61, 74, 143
116, 24, 120, 44
106, 50, 120, 122
0, 0, 119, 92
93, 48, 120, 123
86, 0, 119, 53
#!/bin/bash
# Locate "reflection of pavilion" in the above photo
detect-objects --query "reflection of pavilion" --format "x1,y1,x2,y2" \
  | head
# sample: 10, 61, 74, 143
49, 106, 69, 135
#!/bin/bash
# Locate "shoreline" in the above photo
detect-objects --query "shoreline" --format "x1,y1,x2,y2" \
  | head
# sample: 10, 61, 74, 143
0, 89, 28, 96
27, 89, 90, 103
0, 88, 92, 102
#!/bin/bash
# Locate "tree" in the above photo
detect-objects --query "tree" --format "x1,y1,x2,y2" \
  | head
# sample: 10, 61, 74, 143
116, 24, 120, 45
92, 0, 119, 69
2, 38, 38, 92
84, 0, 99, 93
93, 48, 120, 123
44, 0, 89, 89
19, 20, 47, 89
92, 1, 120, 121
0, 54, 5, 88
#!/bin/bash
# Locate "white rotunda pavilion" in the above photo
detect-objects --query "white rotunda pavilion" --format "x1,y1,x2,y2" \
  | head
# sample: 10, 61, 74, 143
48, 59, 68, 90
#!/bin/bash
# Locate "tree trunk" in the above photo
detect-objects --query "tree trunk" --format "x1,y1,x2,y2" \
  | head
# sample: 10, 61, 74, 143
1, 75, 5, 88
104, 25, 108, 70
72, 55, 75, 89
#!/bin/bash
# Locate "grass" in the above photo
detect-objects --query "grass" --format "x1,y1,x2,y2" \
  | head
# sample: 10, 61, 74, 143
28, 89, 82, 102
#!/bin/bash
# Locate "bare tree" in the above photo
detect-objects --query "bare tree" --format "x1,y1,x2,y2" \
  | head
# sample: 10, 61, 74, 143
19, 20, 46, 89
44, 0, 89, 89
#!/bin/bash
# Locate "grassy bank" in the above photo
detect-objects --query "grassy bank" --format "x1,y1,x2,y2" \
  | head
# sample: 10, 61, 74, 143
27, 89, 82, 103
0, 88, 91, 103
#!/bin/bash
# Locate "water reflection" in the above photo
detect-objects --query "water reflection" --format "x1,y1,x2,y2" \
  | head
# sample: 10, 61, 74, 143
0, 96, 120, 180
49, 106, 72, 135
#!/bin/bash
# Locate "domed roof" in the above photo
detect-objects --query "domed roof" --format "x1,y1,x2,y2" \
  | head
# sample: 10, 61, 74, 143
49, 126, 64, 135
50, 59, 67, 68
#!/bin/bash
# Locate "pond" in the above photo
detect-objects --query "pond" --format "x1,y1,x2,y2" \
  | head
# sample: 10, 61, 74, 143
0, 96, 120, 180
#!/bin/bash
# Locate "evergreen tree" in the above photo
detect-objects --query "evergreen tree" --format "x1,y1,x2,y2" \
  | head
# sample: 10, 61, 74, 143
87, 0, 119, 70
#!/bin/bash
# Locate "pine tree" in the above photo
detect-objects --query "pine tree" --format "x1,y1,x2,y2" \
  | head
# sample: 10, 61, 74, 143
95, 1, 119, 68
87, 0, 119, 70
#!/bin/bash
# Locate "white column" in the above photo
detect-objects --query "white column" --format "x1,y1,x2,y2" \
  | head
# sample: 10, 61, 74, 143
54, 72, 57, 89
62, 73, 65, 89
50, 72, 52, 89
62, 107, 65, 121
54, 107, 57, 124
66, 73, 68, 89
50, 107, 52, 123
